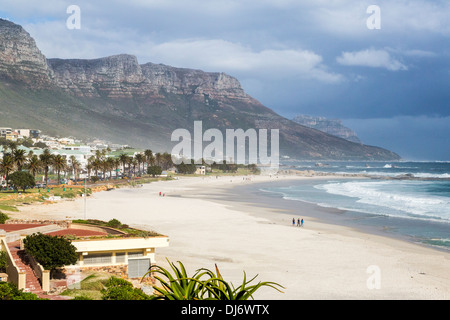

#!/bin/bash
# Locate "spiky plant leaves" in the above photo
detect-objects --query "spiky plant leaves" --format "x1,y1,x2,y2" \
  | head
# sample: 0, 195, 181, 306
143, 259, 284, 300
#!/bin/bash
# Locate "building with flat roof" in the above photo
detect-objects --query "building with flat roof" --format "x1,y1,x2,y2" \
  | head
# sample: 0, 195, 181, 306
0, 220, 169, 293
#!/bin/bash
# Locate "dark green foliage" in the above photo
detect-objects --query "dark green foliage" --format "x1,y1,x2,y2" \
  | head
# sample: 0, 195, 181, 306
211, 162, 238, 173
0, 212, 9, 224
7, 170, 35, 192
0, 251, 7, 272
0, 281, 46, 300
23, 233, 78, 273
147, 165, 162, 177
101, 276, 150, 300
146, 259, 284, 300
106, 219, 122, 228
33, 141, 47, 149
176, 163, 196, 174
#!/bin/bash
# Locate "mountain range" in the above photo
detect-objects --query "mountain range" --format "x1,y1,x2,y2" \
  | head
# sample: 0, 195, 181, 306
292, 115, 362, 144
0, 18, 400, 161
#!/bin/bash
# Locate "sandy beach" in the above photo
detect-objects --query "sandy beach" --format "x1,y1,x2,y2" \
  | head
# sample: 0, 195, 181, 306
10, 174, 450, 300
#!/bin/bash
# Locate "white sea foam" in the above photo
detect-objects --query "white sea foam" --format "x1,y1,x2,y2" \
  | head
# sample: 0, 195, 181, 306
317, 181, 450, 222
334, 171, 450, 179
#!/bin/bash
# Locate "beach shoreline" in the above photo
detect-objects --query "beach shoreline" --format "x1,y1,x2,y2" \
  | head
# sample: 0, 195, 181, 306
220, 177, 450, 253
7, 173, 450, 299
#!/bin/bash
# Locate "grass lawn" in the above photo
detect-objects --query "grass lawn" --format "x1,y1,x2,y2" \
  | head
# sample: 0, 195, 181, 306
0, 185, 88, 212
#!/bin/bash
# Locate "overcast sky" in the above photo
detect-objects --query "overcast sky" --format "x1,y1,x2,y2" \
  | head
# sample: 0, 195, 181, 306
1, 0, 449, 160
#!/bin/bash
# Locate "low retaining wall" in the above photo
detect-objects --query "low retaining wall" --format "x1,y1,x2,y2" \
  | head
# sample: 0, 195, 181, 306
5, 219, 71, 228
0, 235, 26, 290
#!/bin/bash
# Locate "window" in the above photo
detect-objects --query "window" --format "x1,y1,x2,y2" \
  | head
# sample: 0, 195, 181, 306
127, 251, 144, 259
83, 253, 112, 265
116, 252, 126, 263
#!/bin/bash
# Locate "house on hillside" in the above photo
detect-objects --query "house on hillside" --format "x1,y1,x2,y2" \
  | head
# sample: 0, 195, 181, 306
5, 131, 19, 141
0, 127, 12, 138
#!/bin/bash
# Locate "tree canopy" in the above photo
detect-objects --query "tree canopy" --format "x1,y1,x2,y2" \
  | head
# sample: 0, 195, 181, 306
23, 233, 78, 275
7, 171, 35, 192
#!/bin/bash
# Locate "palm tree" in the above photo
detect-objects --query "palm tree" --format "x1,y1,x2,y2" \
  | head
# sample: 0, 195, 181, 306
155, 152, 162, 167
86, 162, 93, 180
39, 149, 53, 187
69, 155, 80, 185
27, 155, 42, 180
135, 153, 145, 176
161, 152, 173, 170
113, 157, 120, 179
92, 158, 102, 180
144, 149, 154, 171
52, 154, 67, 185
101, 158, 110, 180
0, 154, 15, 190
13, 149, 27, 171
131, 157, 138, 177
7, 141, 18, 153
106, 157, 115, 180
119, 153, 129, 177
126, 156, 134, 177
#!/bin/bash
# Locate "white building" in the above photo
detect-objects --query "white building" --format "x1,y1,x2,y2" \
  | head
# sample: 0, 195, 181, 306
52, 149, 94, 170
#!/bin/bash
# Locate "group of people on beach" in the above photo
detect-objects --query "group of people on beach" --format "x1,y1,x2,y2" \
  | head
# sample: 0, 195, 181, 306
293, 218, 303, 227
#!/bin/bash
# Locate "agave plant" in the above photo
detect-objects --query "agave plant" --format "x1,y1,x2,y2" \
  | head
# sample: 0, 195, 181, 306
143, 259, 284, 300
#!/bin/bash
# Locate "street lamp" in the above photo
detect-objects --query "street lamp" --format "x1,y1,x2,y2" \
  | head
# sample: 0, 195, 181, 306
84, 176, 87, 219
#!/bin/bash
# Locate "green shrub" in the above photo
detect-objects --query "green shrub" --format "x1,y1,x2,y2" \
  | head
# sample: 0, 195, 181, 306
23, 233, 78, 276
91, 176, 99, 183
106, 219, 122, 228
72, 295, 94, 300
101, 276, 150, 300
0, 251, 7, 273
0, 282, 46, 300
0, 212, 9, 224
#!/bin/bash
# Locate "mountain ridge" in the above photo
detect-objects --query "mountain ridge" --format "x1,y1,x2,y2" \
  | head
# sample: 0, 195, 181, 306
292, 114, 362, 144
0, 18, 401, 161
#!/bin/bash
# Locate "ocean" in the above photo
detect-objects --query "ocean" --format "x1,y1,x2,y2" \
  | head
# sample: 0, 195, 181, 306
261, 161, 450, 251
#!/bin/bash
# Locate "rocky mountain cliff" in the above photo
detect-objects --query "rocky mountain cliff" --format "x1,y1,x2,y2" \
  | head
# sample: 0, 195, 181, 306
0, 19, 400, 161
48, 55, 251, 101
292, 115, 362, 144
0, 19, 53, 87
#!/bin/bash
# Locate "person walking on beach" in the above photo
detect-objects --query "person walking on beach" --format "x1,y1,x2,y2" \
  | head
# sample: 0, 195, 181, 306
292, 218, 295, 226
297, 218, 300, 227
301, 218, 304, 227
